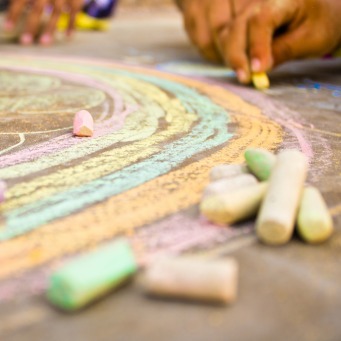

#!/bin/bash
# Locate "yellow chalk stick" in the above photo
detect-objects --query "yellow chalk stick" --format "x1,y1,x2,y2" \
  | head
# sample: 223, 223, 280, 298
297, 187, 334, 244
143, 256, 238, 304
252, 72, 270, 90
58, 12, 109, 31
201, 182, 268, 225
256, 150, 308, 245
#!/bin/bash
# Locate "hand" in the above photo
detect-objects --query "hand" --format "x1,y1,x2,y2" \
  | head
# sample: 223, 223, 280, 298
3, 0, 84, 45
178, 0, 262, 63
221, 0, 341, 83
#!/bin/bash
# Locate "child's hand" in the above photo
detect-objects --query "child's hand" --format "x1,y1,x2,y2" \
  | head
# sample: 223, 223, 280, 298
179, 0, 262, 63
3, 0, 84, 45
221, 0, 341, 83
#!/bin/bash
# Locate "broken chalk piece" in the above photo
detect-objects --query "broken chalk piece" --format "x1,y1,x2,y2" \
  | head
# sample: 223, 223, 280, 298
297, 186, 334, 244
210, 164, 249, 182
47, 238, 138, 311
201, 182, 268, 225
252, 72, 270, 90
244, 148, 277, 181
0, 180, 6, 203
143, 256, 238, 304
256, 149, 308, 245
203, 174, 258, 198
73, 110, 94, 137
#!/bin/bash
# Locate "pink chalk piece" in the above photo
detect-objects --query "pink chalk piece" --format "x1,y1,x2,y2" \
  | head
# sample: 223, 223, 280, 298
73, 110, 94, 137
0, 180, 6, 203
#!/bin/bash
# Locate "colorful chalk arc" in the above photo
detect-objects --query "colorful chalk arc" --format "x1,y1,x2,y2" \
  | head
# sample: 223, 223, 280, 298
0, 55, 283, 292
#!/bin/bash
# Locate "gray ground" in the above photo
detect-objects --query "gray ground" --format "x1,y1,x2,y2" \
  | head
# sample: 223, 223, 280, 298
0, 6, 340, 341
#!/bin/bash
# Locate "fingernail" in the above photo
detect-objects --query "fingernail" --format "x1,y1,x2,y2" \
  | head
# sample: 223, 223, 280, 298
251, 58, 261, 72
20, 33, 33, 45
237, 69, 248, 83
3, 20, 14, 31
40, 34, 52, 46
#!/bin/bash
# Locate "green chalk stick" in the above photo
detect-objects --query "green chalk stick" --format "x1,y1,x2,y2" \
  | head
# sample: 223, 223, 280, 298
244, 148, 276, 181
47, 238, 137, 311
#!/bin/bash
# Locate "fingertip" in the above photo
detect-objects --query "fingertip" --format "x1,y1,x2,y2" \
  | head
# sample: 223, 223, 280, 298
3, 19, 14, 32
236, 69, 251, 84
39, 33, 53, 46
20, 33, 33, 45
66, 30, 72, 38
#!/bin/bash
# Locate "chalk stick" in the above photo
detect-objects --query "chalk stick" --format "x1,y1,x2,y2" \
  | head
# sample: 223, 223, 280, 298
47, 239, 137, 311
244, 148, 276, 181
252, 72, 270, 90
297, 187, 334, 244
210, 164, 249, 182
256, 150, 308, 245
203, 174, 258, 198
73, 110, 94, 137
0, 181, 6, 203
143, 256, 238, 304
201, 182, 268, 225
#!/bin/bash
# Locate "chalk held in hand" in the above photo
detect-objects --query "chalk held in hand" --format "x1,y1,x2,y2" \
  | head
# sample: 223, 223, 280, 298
73, 110, 94, 137
203, 174, 258, 198
0, 181, 6, 203
210, 164, 249, 182
252, 72, 270, 90
143, 256, 238, 304
256, 150, 308, 245
297, 187, 334, 244
201, 182, 268, 225
244, 148, 276, 181
47, 238, 137, 311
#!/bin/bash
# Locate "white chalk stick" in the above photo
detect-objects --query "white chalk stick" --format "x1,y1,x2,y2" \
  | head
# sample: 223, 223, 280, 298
297, 187, 334, 244
143, 256, 238, 304
73, 110, 94, 137
203, 174, 258, 198
210, 164, 249, 182
256, 149, 308, 245
0, 181, 6, 203
201, 182, 268, 225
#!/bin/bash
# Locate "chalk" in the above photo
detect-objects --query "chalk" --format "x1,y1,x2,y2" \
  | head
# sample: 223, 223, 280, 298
0, 180, 6, 203
200, 182, 268, 225
210, 164, 249, 182
244, 148, 276, 181
297, 187, 334, 244
203, 174, 258, 198
47, 238, 137, 311
256, 150, 308, 245
143, 256, 238, 304
73, 110, 94, 137
252, 72, 270, 90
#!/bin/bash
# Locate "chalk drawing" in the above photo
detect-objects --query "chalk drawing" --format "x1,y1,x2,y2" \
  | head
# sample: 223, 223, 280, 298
157, 61, 235, 78
1, 55, 323, 303
0, 133, 25, 156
